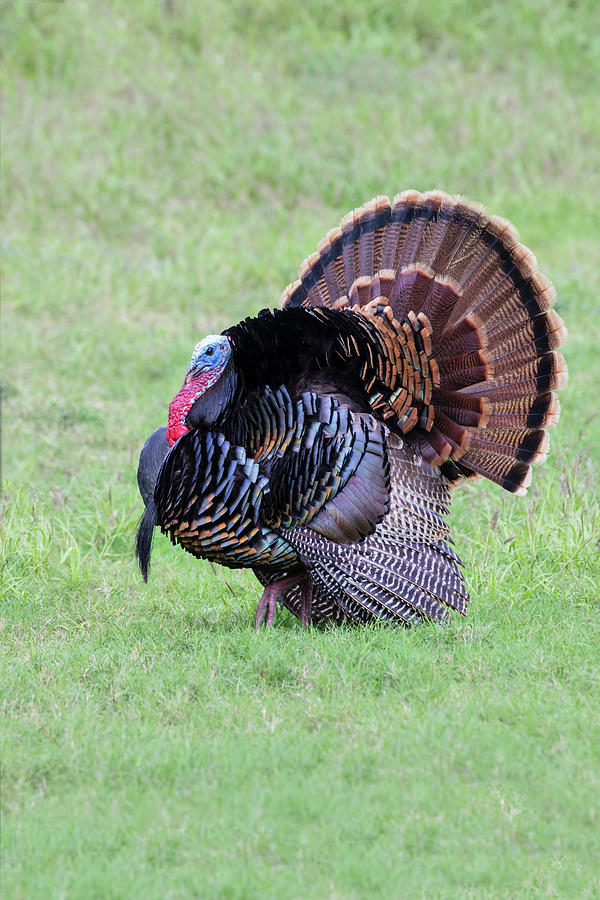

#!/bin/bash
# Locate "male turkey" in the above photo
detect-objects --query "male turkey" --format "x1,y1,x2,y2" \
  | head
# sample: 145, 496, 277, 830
137, 191, 567, 627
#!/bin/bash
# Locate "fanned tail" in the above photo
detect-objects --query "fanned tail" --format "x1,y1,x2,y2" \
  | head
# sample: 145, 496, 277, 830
282, 191, 567, 493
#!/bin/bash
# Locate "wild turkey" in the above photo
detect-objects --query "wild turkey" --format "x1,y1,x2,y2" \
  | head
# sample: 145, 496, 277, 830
137, 190, 567, 627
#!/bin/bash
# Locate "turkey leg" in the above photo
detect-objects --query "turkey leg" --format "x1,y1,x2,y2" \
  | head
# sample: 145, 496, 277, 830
254, 573, 313, 629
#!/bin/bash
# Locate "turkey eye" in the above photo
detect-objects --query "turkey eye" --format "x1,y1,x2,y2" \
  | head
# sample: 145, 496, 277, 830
206, 347, 214, 356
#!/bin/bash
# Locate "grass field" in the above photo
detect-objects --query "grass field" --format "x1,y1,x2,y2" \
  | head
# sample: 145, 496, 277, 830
2, 1, 600, 897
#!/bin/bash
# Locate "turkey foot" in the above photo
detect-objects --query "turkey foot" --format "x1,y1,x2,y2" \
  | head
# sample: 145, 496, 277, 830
300, 578, 314, 628
254, 574, 312, 629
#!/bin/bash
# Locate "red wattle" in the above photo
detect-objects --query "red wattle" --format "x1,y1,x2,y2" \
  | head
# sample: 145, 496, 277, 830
166, 374, 212, 446
166, 418, 189, 446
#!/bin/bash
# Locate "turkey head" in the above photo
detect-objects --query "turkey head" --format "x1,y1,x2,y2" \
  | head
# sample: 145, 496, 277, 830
166, 334, 236, 444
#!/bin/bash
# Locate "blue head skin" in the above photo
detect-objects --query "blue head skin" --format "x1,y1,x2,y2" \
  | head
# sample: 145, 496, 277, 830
185, 335, 232, 384
167, 335, 236, 444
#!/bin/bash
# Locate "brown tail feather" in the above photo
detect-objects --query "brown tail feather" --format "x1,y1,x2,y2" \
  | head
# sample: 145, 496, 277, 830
484, 392, 560, 430
281, 190, 567, 494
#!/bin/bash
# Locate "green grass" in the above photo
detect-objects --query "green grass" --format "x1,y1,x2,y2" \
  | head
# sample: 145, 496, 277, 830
2, 1, 600, 897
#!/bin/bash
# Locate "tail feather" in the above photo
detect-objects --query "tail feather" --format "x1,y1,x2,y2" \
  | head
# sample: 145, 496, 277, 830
486, 303, 564, 346
454, 452, 532, 494
433, 313, 487, 359
421, 276, 463, 336
395, 196, 434, 269
462, 352, 568, 399
438, 351, 492, 390
281, 190, 567, 494
484, 392, 560, 430
431, 389, 490, 428
318, 228, 344, 305
468, 427, 549, 463
429, 203, 485, 274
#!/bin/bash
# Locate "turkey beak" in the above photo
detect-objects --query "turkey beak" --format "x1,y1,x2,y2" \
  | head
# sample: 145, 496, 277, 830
184, 365, 202, 384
